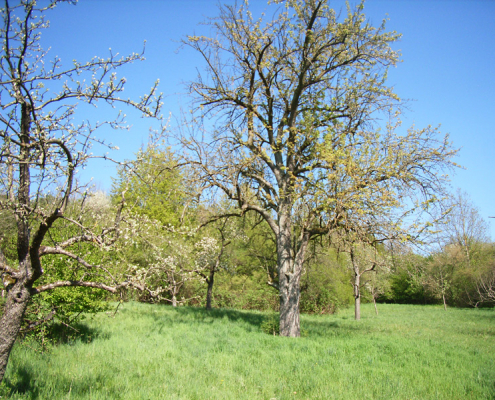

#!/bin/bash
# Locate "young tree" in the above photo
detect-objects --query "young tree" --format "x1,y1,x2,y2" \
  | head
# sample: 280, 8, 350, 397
122, 212, 200, 307
184, 0, 457, 336
349, 244, 384, 320
0, 0, 161, 382
332, 226, 391, 320
195, 232, 229, 310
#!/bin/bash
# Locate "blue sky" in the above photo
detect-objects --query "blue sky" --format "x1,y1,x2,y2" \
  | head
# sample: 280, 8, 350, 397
40, 0, 494, 237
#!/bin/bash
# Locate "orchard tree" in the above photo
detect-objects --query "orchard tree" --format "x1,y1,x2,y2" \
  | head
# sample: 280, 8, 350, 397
195, 211, 250, 310
183, 0, 457, 336
121, 211, 201, 307
0, 0, 161, 382
194, 232, 230, 310
341, 239, 389, 320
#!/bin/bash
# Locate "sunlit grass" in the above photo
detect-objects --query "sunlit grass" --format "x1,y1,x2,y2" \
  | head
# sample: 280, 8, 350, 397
2, 303, 494, 399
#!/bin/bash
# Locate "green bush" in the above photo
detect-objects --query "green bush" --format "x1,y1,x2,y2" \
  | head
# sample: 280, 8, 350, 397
260, 313, 279, 335
184, 270, 279, 311
300, 258, 353, 314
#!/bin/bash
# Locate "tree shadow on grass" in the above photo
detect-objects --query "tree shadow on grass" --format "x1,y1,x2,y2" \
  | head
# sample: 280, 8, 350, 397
149, 304, 365, 338
2, 366, 39, 400
18, 320, 110, 353
33, 320, 110, 346
3, 367, 122, 400
152, 305, 267, 331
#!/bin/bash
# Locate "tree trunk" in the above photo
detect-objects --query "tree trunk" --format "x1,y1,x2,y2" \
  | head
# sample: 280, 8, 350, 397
354, 268, 361, 321
0, 103, 34, 384
172, 294, 177, 307
0, 276, 32, 383
373, 295, 378, 316
279, 271, 301, 337
277, 213, 308, 337
205, 270, 215, 311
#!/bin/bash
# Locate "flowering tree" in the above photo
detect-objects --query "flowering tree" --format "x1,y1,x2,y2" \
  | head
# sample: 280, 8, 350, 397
120, 211, 202, 307
0, 0, 161, 382
184, 0, 457, 336
194, 215, 250, 310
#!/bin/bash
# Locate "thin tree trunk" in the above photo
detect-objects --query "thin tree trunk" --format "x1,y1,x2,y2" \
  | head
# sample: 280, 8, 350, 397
352, 250, 361, 321
172, 294, 177, 307
373, 296, 378, 316
205, 270, 215, 311
440, 270, 447, 311
355, 290, 361, 320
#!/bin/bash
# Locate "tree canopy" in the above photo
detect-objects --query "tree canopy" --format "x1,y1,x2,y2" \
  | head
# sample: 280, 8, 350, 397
183, 0, 457, 336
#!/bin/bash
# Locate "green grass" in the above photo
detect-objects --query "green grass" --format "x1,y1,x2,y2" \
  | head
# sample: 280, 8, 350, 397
1, 303, 494, 399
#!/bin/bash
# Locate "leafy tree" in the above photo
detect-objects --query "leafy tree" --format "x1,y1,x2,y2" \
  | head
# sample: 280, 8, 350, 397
112, 143, 193, 227
16, 192, 118, 340
111, 143, 209, 307
300, 245, 353, 314
347, 242, 389, 320
183, 0, 457, 336
0, 0, 161, 383
384, 247, 432, 304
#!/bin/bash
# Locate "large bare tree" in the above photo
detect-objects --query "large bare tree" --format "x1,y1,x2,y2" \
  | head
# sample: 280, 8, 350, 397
0, 0, 161, 382
184, 0, 457, 336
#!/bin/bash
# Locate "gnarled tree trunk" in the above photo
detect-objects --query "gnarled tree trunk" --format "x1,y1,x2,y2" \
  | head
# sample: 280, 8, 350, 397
277, 212, 309, 337
0, 266, 32, 383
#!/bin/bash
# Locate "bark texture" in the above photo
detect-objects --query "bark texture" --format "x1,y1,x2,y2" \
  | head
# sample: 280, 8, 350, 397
277, 215, 309, 337
0, 274, 31, 383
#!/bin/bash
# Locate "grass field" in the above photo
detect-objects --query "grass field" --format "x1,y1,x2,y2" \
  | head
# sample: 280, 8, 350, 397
1, 302, 494, 399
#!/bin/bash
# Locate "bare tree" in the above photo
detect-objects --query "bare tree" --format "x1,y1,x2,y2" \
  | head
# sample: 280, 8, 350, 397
183, 0, 457, 336
425, 191, 492, 308
333, 223, 392, 320
475, 266, 495, 305
0, 0, 161, 383
438, 190, 490, 265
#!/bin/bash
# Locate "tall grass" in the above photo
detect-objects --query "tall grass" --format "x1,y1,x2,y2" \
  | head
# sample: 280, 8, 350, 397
1, 303, 494, 399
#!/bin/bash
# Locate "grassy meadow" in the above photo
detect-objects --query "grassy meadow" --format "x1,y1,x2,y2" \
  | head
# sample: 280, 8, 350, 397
1, 302, 494, 399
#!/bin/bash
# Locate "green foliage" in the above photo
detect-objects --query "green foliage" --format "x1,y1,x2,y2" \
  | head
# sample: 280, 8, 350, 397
185, 270, 279, 311
112, 144, 193, 227
12, 237, 113, 347
260, 313, 280, 336
5, 193, 123, 344
300, 253, 353, 314
2, 302, 494, 399
387, 268, 429, 304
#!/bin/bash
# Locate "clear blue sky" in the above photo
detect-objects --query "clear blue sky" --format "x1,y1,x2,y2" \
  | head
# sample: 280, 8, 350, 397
40, 0, 495, 238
